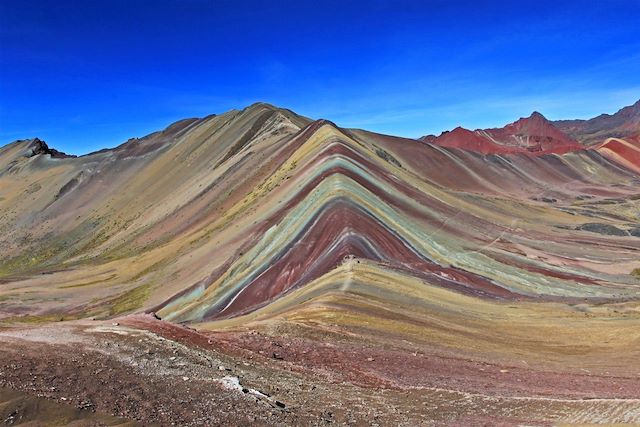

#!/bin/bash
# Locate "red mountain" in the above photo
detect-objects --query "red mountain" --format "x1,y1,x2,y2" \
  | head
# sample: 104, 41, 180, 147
431, 127, 520, 154
595, 133, 640, 174
553, 100, 640, 146
424, 112, 583, 155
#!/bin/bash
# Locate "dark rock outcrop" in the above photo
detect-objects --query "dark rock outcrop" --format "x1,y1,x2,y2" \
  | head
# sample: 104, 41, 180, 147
578, 223, 629, 236
28, 138, 76, 159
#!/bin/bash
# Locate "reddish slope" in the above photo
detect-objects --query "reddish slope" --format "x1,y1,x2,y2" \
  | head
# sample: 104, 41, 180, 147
554, 99, 640, 145
430, 127, 520, 154
426, 112, 583, 155
483, 112, 583, 154
596, 135, 640, 174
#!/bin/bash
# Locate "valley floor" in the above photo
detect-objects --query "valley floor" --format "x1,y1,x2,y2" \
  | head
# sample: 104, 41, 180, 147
1, 314, 639, 426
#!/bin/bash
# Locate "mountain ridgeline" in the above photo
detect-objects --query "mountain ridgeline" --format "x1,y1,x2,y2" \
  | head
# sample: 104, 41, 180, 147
0, 101, 639, 326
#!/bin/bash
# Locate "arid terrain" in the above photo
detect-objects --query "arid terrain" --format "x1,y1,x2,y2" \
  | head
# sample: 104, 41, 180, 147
1, 100, 640, 425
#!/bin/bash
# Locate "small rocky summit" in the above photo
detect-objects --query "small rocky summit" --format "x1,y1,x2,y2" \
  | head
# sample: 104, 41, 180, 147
27, 138, 76, 159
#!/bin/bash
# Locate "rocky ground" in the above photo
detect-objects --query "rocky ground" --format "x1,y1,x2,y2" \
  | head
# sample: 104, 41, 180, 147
0, 314, 639, 426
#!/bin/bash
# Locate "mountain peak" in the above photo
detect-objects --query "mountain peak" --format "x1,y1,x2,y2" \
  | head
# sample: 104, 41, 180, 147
427, 111, 581, 155
528, 111, 547, 120
448, 126, 478, 136
245, 101, 279, 111
510, 111, 552, 128
433, 126, 513, 154
27, 138, 76, 159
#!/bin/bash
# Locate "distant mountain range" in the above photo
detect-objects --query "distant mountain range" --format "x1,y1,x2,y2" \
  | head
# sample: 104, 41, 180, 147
553, 99, 640, 145
420, 99, 640, 159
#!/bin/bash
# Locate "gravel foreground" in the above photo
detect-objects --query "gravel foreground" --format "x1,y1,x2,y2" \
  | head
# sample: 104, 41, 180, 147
0, 315, 639, 426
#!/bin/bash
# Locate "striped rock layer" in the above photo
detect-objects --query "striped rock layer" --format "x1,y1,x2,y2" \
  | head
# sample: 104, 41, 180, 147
1, 103, 640, 380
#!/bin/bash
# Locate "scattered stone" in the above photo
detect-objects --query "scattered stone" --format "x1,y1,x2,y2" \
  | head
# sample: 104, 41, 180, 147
78, 401, 94, 409
217, 376, 243, 392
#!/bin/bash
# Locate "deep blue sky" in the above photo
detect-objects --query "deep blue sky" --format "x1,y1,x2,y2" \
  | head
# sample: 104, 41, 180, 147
1, 0, 639, 154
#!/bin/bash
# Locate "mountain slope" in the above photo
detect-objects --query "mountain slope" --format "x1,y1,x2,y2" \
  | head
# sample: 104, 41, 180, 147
1, 103, 640, 423
596, 135, 640, 174
554, 99, 640, 145
425, 112, 582, 154
0, 103, 638, 324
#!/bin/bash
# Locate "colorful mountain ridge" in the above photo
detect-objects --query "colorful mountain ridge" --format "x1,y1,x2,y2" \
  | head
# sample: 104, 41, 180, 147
1, 101, 640, 424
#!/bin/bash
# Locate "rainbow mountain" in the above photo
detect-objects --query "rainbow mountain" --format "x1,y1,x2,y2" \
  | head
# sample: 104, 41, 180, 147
2, 102, 639, 323
1, 101, 640, 423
